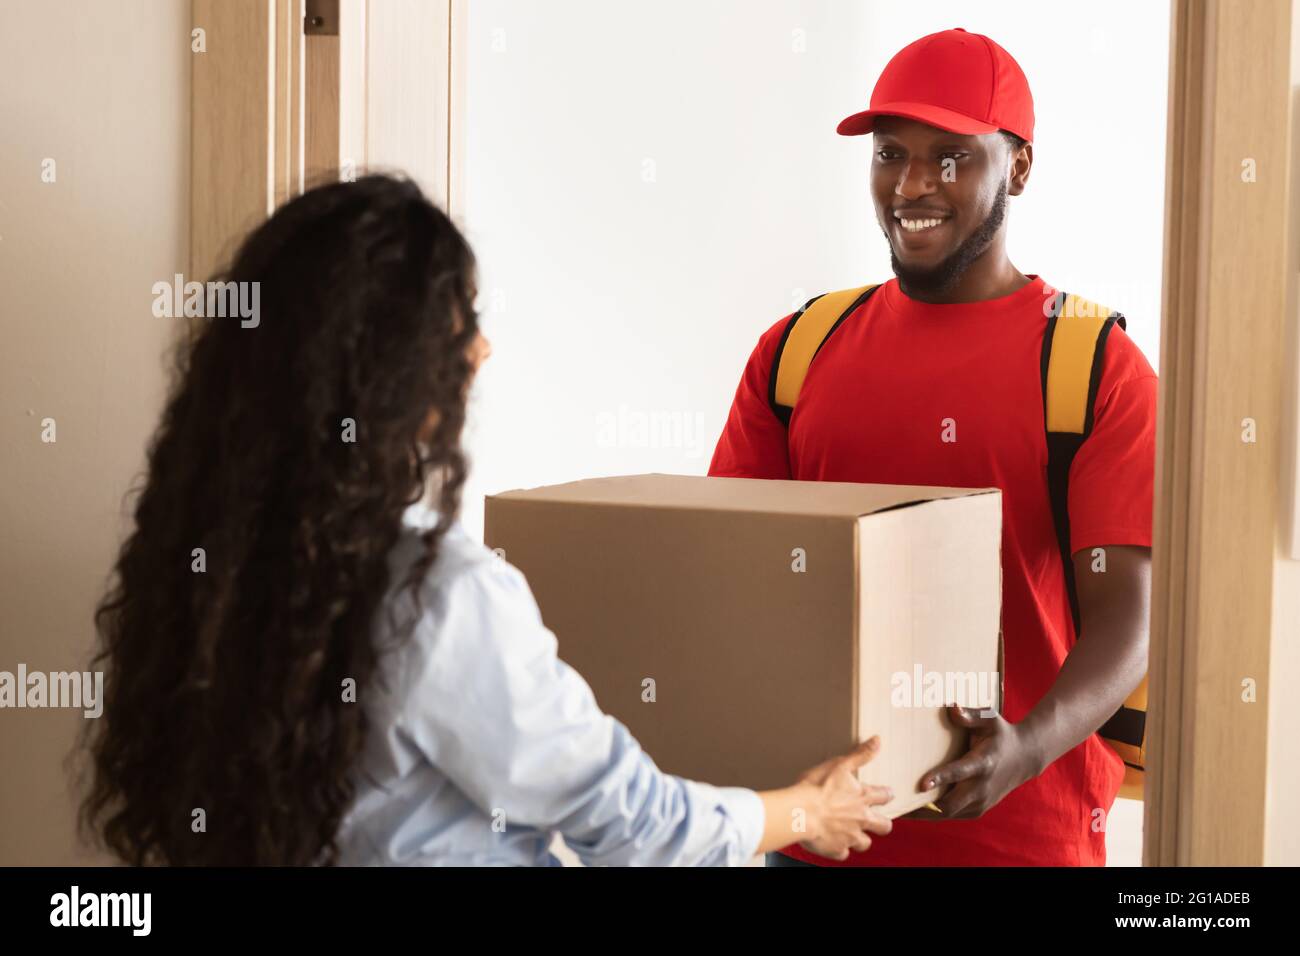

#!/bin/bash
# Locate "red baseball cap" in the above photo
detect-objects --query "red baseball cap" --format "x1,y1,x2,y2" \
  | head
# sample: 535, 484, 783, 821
837, 28, 1034, 143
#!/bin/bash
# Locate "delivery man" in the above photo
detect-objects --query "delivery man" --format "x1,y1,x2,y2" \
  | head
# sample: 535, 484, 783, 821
709, 28, 1156, 867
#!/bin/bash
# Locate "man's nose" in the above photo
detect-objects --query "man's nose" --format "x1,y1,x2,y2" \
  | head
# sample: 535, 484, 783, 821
895, 160, 939, 200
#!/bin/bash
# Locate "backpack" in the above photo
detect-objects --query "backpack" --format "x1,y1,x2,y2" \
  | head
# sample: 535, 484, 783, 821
766, 282, 1147, 800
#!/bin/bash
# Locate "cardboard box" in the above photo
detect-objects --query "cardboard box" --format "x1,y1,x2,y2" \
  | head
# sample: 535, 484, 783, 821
484, 474, 1002, 817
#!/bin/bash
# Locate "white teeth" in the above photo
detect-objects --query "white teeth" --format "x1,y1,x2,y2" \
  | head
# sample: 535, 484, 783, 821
898, 217, 944, 232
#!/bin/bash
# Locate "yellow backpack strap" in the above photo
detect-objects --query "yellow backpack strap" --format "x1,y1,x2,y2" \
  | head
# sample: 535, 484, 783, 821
1109, 679, 1148, 801
768, 284, 880, 424
1042, 290, 1146, 798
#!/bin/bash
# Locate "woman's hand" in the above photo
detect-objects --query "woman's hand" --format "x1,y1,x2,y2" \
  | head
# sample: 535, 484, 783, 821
798, 736, 894, 860
756, 736, 893, 859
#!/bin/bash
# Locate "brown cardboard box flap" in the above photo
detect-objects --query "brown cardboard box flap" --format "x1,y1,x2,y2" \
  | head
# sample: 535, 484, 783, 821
492, 473, 999, 518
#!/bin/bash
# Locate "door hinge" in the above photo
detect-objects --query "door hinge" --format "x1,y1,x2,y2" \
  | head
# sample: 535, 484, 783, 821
304, 0, 339, 36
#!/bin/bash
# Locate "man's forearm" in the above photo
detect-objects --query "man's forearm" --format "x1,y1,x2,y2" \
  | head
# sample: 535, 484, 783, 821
1017, 614, 1148, 776
1016, 545, 1151, 775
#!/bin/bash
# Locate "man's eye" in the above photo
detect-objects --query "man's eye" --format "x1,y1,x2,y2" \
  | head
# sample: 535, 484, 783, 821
940, 152, 968, 161
875, 150, 900, 161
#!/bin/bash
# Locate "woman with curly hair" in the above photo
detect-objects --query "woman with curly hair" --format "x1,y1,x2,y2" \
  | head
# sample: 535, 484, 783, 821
79, 173, 891, 866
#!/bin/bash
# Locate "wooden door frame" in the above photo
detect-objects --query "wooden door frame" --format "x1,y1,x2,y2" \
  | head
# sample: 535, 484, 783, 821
191, 0, 277, 281
1148, 0, 1291, 866
190, 0, 453, 280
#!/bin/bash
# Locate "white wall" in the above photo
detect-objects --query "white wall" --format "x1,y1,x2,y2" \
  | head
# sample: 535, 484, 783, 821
458, 0, 1169, 534
457, 0, 1170, 865
0, 0, 190, 863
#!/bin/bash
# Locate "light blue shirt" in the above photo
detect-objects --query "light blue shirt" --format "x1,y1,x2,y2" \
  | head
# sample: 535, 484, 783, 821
335, 502, 765, 866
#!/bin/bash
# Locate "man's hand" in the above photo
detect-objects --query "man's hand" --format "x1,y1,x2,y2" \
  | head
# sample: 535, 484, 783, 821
912, 704, 1043, 820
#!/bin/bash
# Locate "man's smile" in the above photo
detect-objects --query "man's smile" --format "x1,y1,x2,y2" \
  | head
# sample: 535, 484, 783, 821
891, 209, 953, 248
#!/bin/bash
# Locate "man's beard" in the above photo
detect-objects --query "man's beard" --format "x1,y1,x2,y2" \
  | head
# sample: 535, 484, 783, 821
886, 179, 1009, 297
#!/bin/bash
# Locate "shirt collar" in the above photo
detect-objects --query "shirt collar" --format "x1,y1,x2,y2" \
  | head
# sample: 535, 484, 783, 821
401, 500, 441, 532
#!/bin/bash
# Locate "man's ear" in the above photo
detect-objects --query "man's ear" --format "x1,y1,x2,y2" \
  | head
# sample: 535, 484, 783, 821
1008, 142, 1033, 197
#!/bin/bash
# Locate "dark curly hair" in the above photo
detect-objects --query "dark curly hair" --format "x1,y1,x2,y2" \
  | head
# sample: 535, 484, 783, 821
78, 174, 479, 865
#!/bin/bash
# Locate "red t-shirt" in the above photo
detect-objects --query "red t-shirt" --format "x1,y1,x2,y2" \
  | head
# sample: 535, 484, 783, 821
709, 274, 1158, 866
